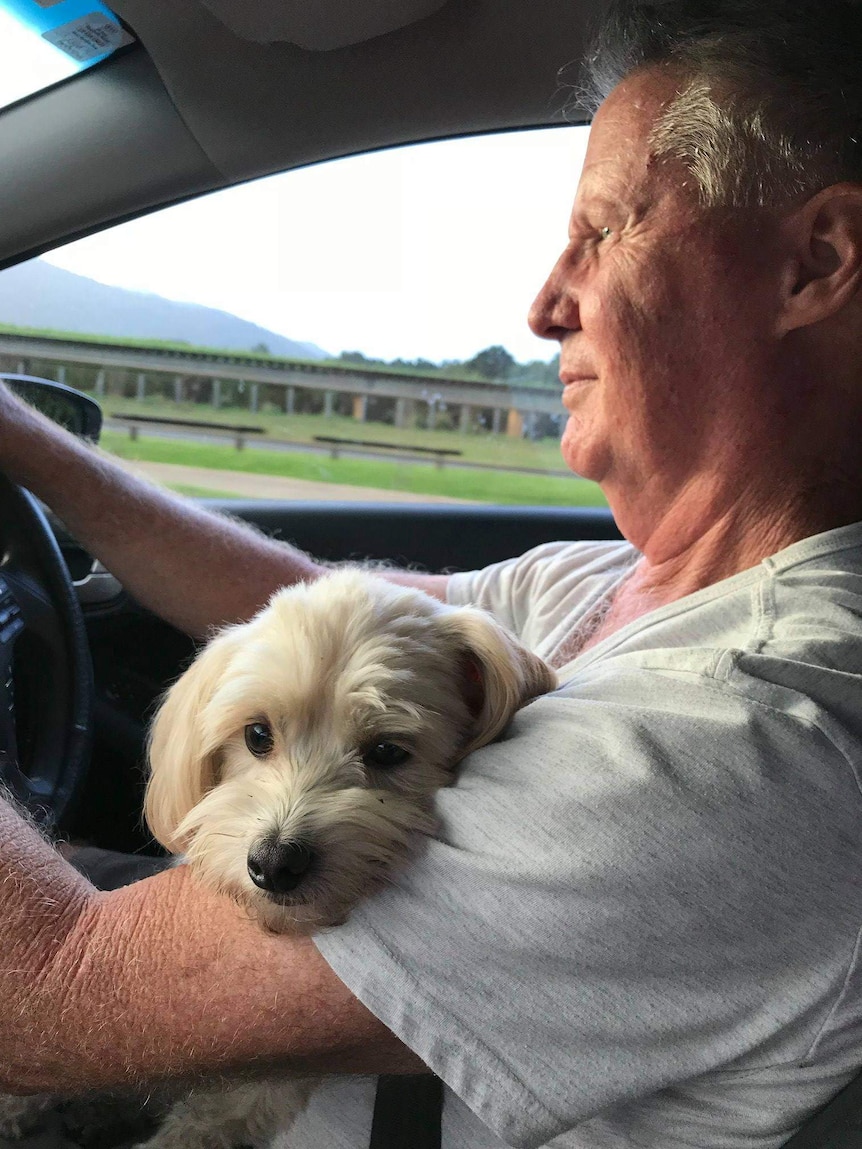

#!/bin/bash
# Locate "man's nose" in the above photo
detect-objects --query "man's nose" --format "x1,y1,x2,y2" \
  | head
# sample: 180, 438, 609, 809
527, 253, 580, 342
247, 838, 315, 893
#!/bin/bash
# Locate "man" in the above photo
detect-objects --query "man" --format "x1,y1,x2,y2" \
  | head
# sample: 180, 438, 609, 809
3, 0, 862, 1145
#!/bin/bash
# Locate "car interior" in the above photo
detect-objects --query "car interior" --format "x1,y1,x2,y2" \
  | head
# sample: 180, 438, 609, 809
0, 1, 861, 1146
0, 0, 618, 869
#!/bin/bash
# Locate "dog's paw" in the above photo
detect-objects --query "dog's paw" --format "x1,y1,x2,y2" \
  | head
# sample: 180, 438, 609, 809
0, 1093, 56, 1139
130, 1130, 245, 1149
58, 1092, 166, 1149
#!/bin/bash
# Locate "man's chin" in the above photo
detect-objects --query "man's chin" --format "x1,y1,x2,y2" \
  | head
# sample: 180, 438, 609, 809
560, 421, 605, 484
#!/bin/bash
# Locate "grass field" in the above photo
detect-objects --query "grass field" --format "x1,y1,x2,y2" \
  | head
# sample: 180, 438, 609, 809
101, 396, 571, 472
100, 430, 608, 507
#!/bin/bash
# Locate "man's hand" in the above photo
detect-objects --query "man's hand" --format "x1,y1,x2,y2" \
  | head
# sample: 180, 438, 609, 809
0, 382, 325, 636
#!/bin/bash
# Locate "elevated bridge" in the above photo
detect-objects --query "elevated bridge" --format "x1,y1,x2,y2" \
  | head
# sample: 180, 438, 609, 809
0, 333, 565, 438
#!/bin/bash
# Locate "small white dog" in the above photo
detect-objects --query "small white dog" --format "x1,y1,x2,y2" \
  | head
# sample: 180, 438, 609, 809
133, 569, 556, 1148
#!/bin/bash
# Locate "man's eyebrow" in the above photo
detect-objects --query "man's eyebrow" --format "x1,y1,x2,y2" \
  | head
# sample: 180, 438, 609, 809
572, 191, 629, 217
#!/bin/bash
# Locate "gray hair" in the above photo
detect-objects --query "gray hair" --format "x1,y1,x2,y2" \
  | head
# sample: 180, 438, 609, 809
578, 1, 862, 208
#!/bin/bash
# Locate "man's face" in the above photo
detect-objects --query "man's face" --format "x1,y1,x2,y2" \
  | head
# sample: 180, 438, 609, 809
529, 70, 784, 531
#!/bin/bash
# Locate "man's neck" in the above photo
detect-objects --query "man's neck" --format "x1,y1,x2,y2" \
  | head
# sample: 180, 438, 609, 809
629, 512, 793, 605
594, 480, 862, 642
562, 511, 818, 665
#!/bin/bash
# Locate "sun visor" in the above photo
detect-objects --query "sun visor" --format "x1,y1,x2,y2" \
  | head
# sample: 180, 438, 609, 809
199, 0, 450, 50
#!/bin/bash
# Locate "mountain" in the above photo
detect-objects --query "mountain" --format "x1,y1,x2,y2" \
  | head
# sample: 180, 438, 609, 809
0, 259, 330, 360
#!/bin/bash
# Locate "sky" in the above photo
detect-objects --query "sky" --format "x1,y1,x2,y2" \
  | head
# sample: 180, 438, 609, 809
44, 129, 591, 365
1, 5, 591, 366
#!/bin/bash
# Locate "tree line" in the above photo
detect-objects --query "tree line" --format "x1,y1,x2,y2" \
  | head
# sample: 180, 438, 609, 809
329, 345, 560, 388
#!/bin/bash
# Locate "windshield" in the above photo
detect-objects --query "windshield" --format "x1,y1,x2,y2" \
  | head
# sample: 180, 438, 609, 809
0, 0, 133, 109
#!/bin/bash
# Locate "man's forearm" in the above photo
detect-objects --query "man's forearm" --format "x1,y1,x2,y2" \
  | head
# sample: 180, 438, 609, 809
0, 391, 324, 637
0, 797, 423, 1093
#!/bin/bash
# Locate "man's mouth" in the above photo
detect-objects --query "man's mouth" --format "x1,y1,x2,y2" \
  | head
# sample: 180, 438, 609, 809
561, 374, 596, 407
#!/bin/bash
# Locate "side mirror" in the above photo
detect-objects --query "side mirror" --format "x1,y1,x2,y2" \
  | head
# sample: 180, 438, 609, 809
0, 375, 102, 443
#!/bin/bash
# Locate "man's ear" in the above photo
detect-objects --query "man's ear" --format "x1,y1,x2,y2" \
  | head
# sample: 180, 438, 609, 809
776, 183, 862, 335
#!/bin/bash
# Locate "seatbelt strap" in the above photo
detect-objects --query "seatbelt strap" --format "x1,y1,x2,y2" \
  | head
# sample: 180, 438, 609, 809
369, 1074, 443, 1149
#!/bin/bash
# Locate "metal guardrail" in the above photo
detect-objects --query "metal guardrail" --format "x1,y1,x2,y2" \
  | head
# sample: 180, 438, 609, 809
104, 416, 576, 477
313, 434, 461, 467
112, 412, 265, 450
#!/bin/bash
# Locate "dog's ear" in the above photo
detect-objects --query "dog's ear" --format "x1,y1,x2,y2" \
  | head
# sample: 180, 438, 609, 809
439, 607, 557, 755
145, 626, 243, 853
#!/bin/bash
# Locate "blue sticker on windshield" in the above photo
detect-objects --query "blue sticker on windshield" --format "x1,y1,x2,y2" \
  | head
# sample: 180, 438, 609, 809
42, 11, 132, 61
3, 0, 132, 67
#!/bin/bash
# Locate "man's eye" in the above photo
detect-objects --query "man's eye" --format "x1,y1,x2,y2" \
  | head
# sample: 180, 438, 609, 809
599, 226, 612, 240
244, 721, 274, 757
362, 741, 410, 769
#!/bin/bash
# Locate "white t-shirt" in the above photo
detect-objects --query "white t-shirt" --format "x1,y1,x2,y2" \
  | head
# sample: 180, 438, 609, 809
294, 523, 862, 1148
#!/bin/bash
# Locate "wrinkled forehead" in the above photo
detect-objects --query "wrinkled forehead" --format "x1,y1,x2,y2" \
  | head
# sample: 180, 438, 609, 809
576, 67, 690, 204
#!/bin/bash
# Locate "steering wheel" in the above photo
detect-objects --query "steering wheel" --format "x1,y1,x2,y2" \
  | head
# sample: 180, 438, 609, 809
0, 473, 93, 831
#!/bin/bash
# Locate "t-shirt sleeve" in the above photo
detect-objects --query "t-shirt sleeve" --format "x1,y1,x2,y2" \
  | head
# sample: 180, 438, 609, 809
313, 660, 862, 1148
447, 540, 634, 642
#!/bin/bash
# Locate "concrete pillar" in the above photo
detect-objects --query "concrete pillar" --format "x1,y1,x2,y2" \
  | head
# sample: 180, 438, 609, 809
285, 386, 295, 415
249, 382, 259, 413
56, 365, 66, 386
212, 378, 221, 408
427, 401, 438, 431
324, 391, 335, 418
352, 394, 368, 422
94, 369, 105, 397
458, 403, 473, 433
506, 408, 524, 438
16, 360, 25, 375
395, 398, 418, 429
174, 375, 184, 403
492, 408, 503, 435
136, 373, 146, 402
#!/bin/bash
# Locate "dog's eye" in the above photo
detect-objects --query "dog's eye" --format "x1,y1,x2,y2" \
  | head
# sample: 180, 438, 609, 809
363, 741, 410, 769
244, 722, 274, 757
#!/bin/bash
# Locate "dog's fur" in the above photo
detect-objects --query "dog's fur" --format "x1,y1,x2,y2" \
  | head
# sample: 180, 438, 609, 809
145, 569, 556, 936
0, 571, 555, 1149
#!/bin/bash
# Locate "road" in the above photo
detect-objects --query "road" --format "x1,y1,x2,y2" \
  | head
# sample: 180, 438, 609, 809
113, 458, 476, 503
102, 419, 570, 478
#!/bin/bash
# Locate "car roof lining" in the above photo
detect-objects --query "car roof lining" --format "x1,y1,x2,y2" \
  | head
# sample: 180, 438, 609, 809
109, 0, 593, 180
199, 0, 451, 51
0, 0, 593, 266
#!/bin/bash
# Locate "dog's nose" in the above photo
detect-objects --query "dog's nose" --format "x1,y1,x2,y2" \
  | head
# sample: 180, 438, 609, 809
247, 839, 315, 893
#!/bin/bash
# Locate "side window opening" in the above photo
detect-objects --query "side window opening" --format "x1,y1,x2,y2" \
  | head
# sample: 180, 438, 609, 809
0, 126, 605, 509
